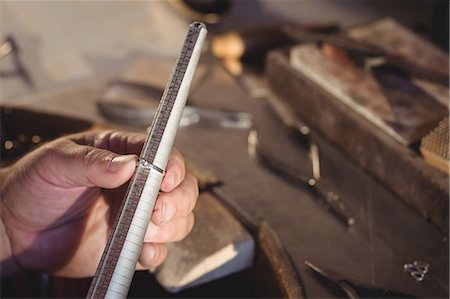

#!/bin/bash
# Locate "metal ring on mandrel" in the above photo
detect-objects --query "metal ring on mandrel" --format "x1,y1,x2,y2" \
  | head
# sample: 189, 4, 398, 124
140, 158, 164, 174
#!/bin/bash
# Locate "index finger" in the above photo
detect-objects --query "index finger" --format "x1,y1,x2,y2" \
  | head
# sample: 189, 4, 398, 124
69, 130, 146, 155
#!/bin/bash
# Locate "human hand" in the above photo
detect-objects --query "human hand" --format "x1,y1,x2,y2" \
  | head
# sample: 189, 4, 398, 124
0, 130, 198, 277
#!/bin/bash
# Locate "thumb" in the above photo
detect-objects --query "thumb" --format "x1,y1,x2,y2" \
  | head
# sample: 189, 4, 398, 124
57, 145, 138, 189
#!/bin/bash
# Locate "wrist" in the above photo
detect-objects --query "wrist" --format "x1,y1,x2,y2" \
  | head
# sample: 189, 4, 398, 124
0, 217, 22, 277
0, 167, 23, 277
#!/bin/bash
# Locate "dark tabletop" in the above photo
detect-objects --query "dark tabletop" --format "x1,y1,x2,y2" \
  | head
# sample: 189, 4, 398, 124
7, 56, 448, 299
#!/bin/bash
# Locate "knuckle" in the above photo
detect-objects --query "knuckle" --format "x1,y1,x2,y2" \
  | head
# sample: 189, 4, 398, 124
83, 147, 113, 169
83, 147, 100, 166
94, 130, 114, 148
42, 139, 69, 158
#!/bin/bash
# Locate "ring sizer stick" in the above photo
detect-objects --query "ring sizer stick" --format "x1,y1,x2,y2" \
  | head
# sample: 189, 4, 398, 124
86, 22, 207, 299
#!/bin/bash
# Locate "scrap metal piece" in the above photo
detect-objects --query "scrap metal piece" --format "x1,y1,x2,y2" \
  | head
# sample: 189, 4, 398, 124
403, 261, 430, 283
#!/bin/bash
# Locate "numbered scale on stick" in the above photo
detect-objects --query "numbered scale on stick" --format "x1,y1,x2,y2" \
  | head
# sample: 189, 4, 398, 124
86, 22, 207, 299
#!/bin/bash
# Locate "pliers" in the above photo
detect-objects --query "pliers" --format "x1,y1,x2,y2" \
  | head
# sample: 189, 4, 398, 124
305, 261, 415, 298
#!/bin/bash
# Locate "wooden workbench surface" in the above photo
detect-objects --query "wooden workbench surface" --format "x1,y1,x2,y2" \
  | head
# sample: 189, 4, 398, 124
3, 57, 448, 298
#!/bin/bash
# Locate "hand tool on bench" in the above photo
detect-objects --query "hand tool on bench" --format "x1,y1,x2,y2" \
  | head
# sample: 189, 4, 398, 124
305, 261, 415, 298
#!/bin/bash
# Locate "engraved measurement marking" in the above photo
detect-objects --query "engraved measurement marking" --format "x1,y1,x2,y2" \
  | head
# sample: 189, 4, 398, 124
87, 162, 152, 298
142, 27, 198, 164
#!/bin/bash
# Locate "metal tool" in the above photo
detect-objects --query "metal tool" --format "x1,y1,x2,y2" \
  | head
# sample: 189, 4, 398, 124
97, 80, 252, 129
248, 130, 355, 227
403, 260, 430, 283
99, 100, 251, 129
239, 70, 354, 226
86, 21, 207, 299
179, 106, 251, 128
305, 261, 415, 298
0, 36, 33, 86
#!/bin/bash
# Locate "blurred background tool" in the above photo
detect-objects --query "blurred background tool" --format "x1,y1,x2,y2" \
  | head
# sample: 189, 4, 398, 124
97, 80, 252, 129
248, 129, 355, 227
305, 261, 415, 298
0, 37, 15, 58
96, 56, 251, 129
0, 36, 33, 87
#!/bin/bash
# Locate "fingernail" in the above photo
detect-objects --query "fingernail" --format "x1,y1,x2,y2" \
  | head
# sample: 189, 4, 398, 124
162, 200, 176, 224
108, 155, 136, 172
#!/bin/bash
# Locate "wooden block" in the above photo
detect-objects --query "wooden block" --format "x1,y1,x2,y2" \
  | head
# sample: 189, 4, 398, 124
155, 193, 255, 292
289, 42, 446, 145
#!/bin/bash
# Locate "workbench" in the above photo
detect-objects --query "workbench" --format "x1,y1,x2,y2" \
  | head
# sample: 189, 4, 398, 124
1, 56, 448, 298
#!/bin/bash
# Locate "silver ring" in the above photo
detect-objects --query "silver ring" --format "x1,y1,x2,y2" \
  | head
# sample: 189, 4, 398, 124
140, 158, 164, 174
